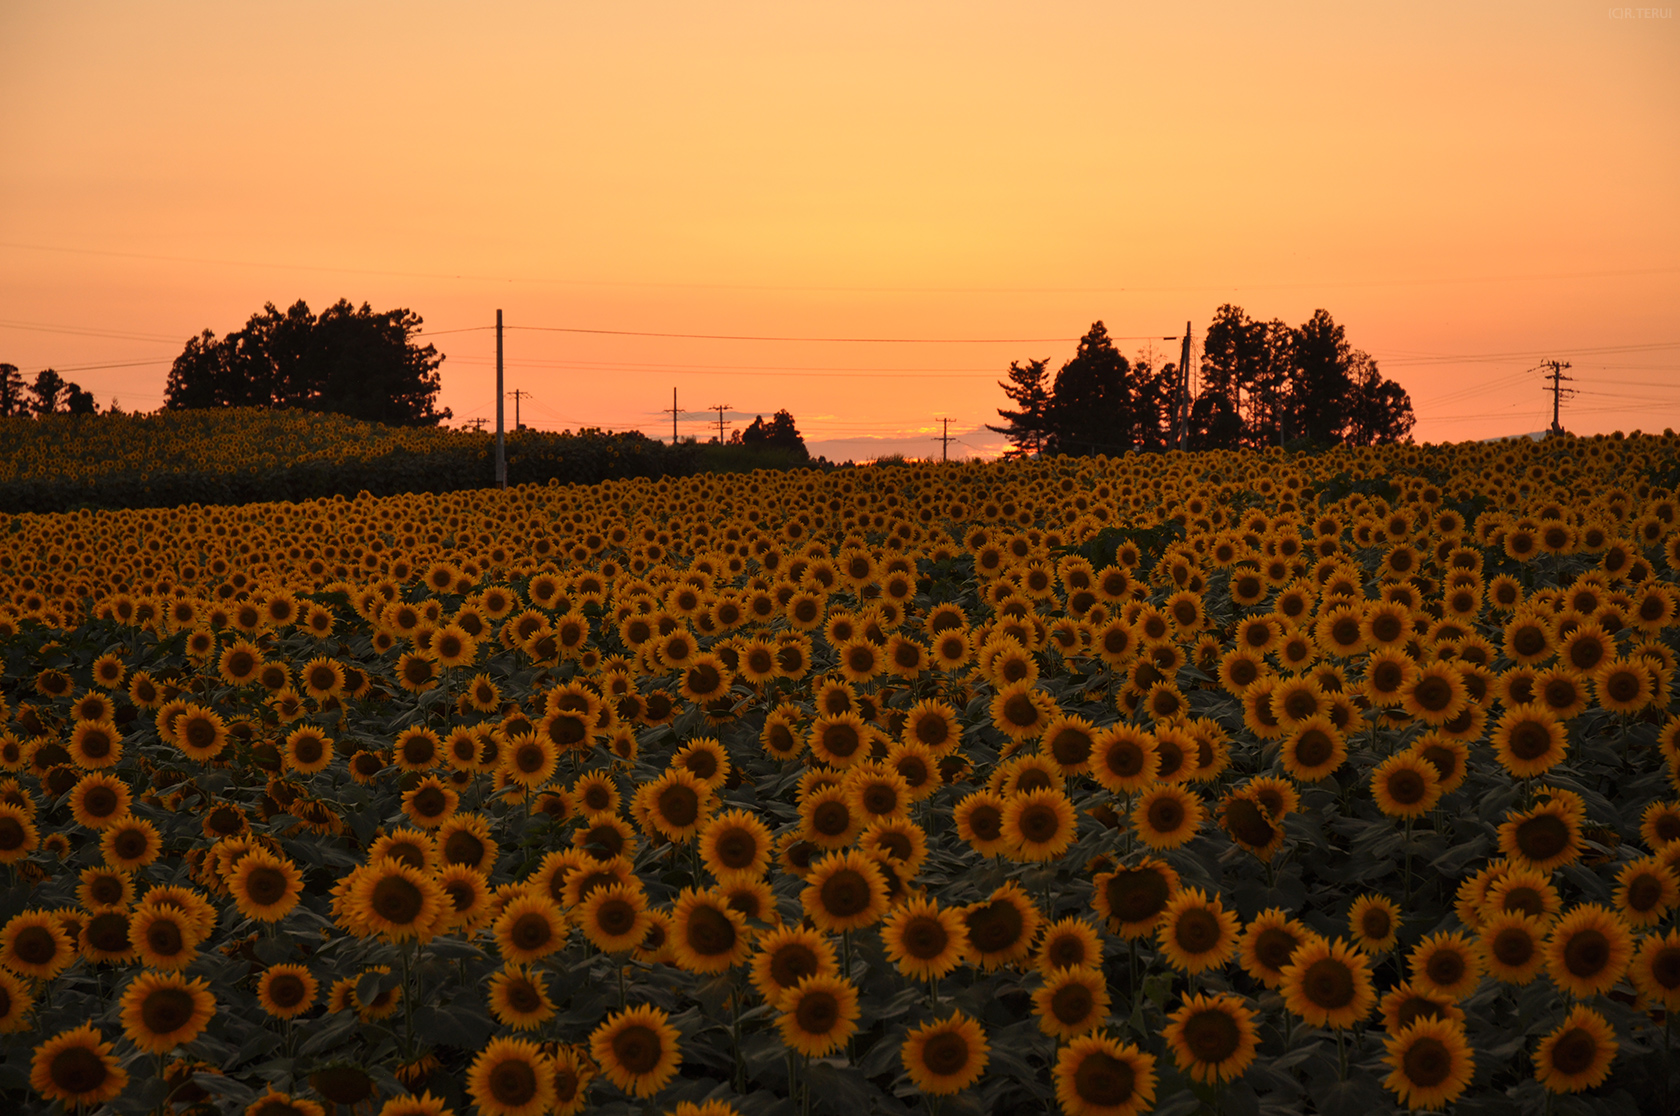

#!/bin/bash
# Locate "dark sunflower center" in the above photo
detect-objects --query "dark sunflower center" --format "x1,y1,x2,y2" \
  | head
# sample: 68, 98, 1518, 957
505, 978, 542, 1013
1562, 929, 1609, 977
1508, 721, 1553, 761
1548, 1028, 1597, 1075
1425, 949, 1465, 988
965, 805, 1002, 841
489, 1058, 538, 1104
1182, 1008, 1240, 1063
813, 801, 853, 837
87, 910, 130, 952
1386, 770, 1427, 805
1173, 908, 1221, 954
510, 912, 554, 951
1107, 869, 1170, 925
1051, 982, 1094, 1024
1492, 927, 1534, 967
15, 925, 59, 965
372, 876, 425, 924
796, 990, 840, 1033
1049, 728, 1091, 767
657, 784, 699, 828
1395, 997, 1446, 1029
595, 898, 637, 936
1626, 874, 1663, 912
820, 869, 872, 918
1019, 803, 1062, 843
771, 944, 819, 988
1294, 729, 1334, 767
822, 723, 861, 758
141, 986, 196, 1034
50, 1046, 108, 1094
903, 917, 949, 959
966, 898, 1025, 953
1401, 1036, 1451, 1087
612, 1023, 663, 1074
89, 874, 125, 905
684, 904, 736, 955
1648, 946, 1680, 990
268, 973, 306, 1008
1302, 958, 1355, 1008
1360, 908, 1392, 941
411, 787, 448, 818
444, 831, 484, 866
1146, 797, 1185, 834
921, 1031, 971, 1076
1074, 1051, 1134, 1105
145, 919, 184, 955
862, 785, 900, 816
1515, 814, 1570, 861
1254, 927, 1299, 973
1002, 693, 1040, 728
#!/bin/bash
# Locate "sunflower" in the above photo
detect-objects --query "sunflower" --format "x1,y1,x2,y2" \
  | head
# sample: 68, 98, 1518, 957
1488, 704, 1567, 779
1152, 725, 1203, 781
1614, 855, 1679, 928
1002, 788, 1078, 862
2, 909, 74, 979
346, 860, 450, 943
1280, 937, 1375, 1029
1379, 981, 1465, 1034
68, 771, 130, 829
1280, 717, 1346, 782
256, 963, 318, 1019
750, 925, 839, 1002
1630, 928, 1680, 1011
1478, 911, 1547, 985
1164, 992, 1259, 1085
491, 894, 568, 965
1406, 931, 1483, 1001
67, 719, 122, 769
902, 1011, 990, 1096
488, 965, 557, 1031
642, 768, 714, 842
1362, 649, 1416, 708
845, 765, 912, 823
1347, 894, 1401, 954
1093, 859, 1180, 939
1218, 646, 1266, 694
1594, 657, 1654, 713
861, 817, 930, 878
952, 790, 1011, 857
1370, 753, 1442, 819
578, 883, 650, 953
590, 1004, 682, 1098
1544, 903, 1634, 999
1399, 662, 1468, 726
667, 887, 750, 972
1054, 1033, 1156, 1116
1534, 665, 1591, 719
102, 816, 163, 871
776, 972, 860, 1057
0, 967, 33, 1033
1040, 715, 1099, 774
808, 712, 871, 769
467, 1036, 556, 1116
1034, 914, 1102, 974
227, 849, 303, 922
1382, 1017, 1475, 1111
1156, 889, 1239, 975
1498, 799, 1583, 873
248, 1088, 327, 1116
174, 705, 228, 762
217, 639, 263, 687
29, 1024, 128, 1108
436, 813, 498, 872
1032, 966, 1109, 1039
1131, 785, 1203, 851
80, 905, 134, 965
880, 894, 969, 980
130, 904, 201, 970
1533, 1004, 1618, 1094
964, 881, 1043, 969
118, 971, 216, 1054
989, 680, 1057, 741
801, 850, 889, 934
1091, 726, 1159, 794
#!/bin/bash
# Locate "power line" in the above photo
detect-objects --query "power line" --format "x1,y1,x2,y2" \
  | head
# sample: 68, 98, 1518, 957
1541, 360, 1575, 436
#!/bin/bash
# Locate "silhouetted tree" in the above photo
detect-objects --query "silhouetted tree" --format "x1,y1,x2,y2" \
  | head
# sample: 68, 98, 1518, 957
64, 382, 98, 414
1043, 322, 1141, 456
986, 358, 1052, 457
1128, 357, 1178, 453
0, 364, 25, 417
163, 299, 450, 425
29, 368, 66, 416
733, 409, 808, 458
1344, 353, 1416, 445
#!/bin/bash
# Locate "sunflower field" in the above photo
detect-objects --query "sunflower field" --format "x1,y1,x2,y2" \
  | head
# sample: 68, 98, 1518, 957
2, 433, 1680, 1116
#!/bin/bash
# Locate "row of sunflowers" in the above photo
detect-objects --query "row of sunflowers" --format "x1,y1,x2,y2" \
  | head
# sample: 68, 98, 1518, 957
1, 433, 1679, 1115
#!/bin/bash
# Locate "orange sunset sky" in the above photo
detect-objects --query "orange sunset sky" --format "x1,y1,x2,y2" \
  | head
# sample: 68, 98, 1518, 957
2, 1, 1676, 460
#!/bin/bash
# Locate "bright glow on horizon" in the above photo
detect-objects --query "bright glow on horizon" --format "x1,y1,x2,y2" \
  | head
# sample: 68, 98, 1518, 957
2, 1, 1676, 456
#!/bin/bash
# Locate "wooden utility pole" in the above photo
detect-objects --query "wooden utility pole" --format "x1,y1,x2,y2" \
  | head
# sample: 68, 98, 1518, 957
932, 417, 951, 462
495, 309, 506, 489
1173, 322, 1192, 450
506, 388, 531, 431
464, 417, 487, 433
1542, 360, 1574, 435
711, 404, 732, 444
666, 388, 678, 445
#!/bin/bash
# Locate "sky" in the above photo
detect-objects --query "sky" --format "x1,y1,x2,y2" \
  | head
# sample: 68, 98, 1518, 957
2, 1, 1677, 460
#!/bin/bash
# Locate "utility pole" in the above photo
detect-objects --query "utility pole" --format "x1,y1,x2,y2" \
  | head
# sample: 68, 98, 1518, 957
932, 417, 951, 462
1541, 360, 1574, 436
711, 404, 732, 444
506, 388, 531, 431
495, 309, 506, 489
665, 388, 678, 446
1173, 323, 1192, 451
464, 417, 487, 433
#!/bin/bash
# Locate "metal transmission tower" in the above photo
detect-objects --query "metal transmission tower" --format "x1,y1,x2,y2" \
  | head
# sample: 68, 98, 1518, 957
1541, 360, 1575, 435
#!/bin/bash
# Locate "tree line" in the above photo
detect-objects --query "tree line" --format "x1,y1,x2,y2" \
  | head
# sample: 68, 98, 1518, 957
988, 305, 1415, 456
0, 365, 104, 417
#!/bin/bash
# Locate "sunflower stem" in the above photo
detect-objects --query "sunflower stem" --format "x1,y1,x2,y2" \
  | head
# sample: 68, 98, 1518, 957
618, 963, 628, 1012
1403, 817, 1413, 906
398, 939, 416, 1062
1336, 1026, 1347, 1080
928, 974, 939, 1009
730, 971, 745, 1093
